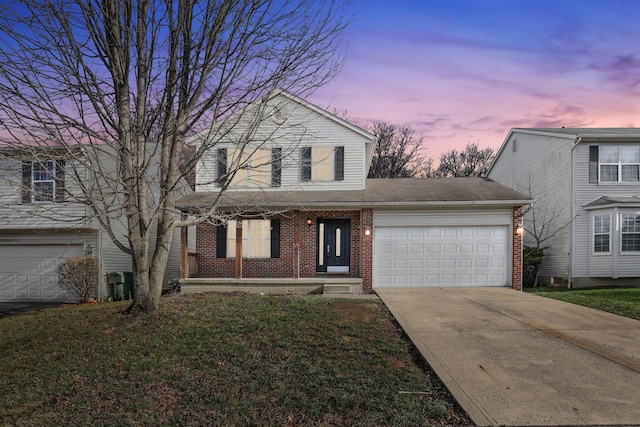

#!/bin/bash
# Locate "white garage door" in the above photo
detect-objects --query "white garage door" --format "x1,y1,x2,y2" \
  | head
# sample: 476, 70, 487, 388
374, 226, 508, 288
0, 244, 84, 302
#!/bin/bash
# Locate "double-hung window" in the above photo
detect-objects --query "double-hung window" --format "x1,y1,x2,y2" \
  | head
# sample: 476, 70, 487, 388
597, 145, 640, 182
593, 215, 611, 253
215, 148, 272, 188
32, 160, 56, 202
22, 159, 65, 203
620, 214, 640, 252
217, 219, 280, 259
300, 146, 344, 182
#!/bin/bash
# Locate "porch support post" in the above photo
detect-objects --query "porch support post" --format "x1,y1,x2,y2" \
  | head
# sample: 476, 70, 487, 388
235, 219, 243, 279
180, 224, 189, 279
293, 211, 300, 278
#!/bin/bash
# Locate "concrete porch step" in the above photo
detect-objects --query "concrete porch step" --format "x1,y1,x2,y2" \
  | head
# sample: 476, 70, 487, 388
323, 284, 351, 294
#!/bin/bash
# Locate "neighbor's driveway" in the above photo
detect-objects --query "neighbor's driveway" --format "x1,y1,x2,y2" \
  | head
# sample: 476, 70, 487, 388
377, 287, 640, 427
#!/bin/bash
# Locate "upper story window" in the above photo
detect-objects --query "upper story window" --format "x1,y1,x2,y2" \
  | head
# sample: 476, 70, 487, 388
593, 214, 611, 253
591, 145, 640, 183
22, 159, 65, 203
215, 148, 277, 188
620, 214, 640, 252
300, 146, 344, 182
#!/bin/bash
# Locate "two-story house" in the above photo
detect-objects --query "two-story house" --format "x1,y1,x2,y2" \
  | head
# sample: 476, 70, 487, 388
487, 128, 640, 287
178, 91, 531, 294
0, 145, 187, 302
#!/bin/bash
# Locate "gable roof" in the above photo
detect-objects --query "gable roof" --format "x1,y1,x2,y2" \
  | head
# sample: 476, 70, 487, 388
186, 89, 377, 171
488, 127, 640, 175
177, 177, 531, 211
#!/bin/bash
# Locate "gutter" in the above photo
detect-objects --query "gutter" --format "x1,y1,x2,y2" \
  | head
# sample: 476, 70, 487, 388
178, 199, 534, 212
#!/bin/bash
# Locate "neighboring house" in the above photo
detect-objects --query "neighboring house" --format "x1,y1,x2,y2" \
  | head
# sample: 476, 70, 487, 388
0, 146, 186, 302
177, 91, 531, 294
487, 128, 640, 287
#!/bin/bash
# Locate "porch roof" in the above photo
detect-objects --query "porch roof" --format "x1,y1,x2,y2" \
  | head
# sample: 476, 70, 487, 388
177, 177, 532, 211
584, 195, 640, 210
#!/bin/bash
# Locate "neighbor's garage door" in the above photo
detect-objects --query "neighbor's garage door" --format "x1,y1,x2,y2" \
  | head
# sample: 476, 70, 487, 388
374, 225, 508, 288
0, 244, 84, 302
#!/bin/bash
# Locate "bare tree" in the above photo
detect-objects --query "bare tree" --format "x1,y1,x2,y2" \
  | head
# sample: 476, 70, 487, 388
434, 142, 495, 177
0, 0, 349, 312
518, 177, 575, 287
367, 121, 430, 178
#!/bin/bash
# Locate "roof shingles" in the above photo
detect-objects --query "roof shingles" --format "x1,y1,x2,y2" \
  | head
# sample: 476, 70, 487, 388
177, 178, 531, 210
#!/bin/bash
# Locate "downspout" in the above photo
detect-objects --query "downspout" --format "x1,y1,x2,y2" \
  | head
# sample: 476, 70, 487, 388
569, 136, 581, 288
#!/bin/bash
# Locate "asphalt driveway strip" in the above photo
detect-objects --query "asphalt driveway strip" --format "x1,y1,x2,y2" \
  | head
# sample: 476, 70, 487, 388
0, 302, 65, 318
377, 287, 640, 427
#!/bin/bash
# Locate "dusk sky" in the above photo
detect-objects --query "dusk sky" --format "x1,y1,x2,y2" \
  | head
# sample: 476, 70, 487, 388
311, 0, 640, 159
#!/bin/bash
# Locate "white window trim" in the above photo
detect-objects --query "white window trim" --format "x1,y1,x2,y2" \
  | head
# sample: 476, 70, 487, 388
599, 145, 640, 183
592, 214, 611, 255
619, 213, 640, 254
32, 160, 56, 203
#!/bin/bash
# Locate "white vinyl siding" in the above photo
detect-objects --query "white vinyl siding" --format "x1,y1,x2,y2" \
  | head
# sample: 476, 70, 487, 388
487, 132, 573, 280
193, 93, 371, 192
0, 157, 90, 229
574, 143, 640, 279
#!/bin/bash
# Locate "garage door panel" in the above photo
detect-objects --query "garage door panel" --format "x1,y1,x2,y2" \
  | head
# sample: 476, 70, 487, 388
374, 225, 508, 288
459, 259, 472, 268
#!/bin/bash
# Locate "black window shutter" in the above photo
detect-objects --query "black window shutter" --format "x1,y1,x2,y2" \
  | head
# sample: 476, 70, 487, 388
271, 148, 282, 187
55, 159, 65, 202
22, 160, 31, 203
301, 147, 311, 181
589, 145, 599, 183
216, 148, 227, 187
216, 224, 227, 258
270, 219, 281, 258
334, 146, 344, 181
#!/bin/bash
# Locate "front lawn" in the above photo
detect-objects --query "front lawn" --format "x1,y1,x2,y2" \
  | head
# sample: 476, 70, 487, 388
0, 293, 470, 426
530, 287, 640, 320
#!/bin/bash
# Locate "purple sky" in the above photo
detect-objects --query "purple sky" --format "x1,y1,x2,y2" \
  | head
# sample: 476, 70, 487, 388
311, 0, 640, 158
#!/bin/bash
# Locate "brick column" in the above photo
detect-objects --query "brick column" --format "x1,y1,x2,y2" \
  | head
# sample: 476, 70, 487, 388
361, 208, 373, 293
512, 206, 524, 290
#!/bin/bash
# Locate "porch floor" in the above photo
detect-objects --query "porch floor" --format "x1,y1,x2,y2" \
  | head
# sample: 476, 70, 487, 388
179, 277, 363, 296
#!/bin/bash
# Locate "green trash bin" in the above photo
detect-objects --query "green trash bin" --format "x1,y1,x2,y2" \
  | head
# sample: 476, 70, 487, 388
121, 272, 134, 300
107, 272, 125, 301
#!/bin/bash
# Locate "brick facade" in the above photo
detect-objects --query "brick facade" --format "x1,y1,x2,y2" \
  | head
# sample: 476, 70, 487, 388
196, 210, 365, 282
194, 206, 524, 293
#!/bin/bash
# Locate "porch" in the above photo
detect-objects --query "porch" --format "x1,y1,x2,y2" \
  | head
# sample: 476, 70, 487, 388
179, 277, 363, 296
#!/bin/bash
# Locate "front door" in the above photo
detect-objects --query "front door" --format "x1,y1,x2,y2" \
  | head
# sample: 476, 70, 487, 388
317, 218, 351, 273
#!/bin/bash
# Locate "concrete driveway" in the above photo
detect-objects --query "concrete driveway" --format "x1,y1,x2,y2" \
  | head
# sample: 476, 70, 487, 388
377, 287, 640, 427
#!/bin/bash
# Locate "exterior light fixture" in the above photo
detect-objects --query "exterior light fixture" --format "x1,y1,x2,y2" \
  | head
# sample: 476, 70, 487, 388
364, 226, 371, 236
516, 222, 524, 235
307, 219, 313, 225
